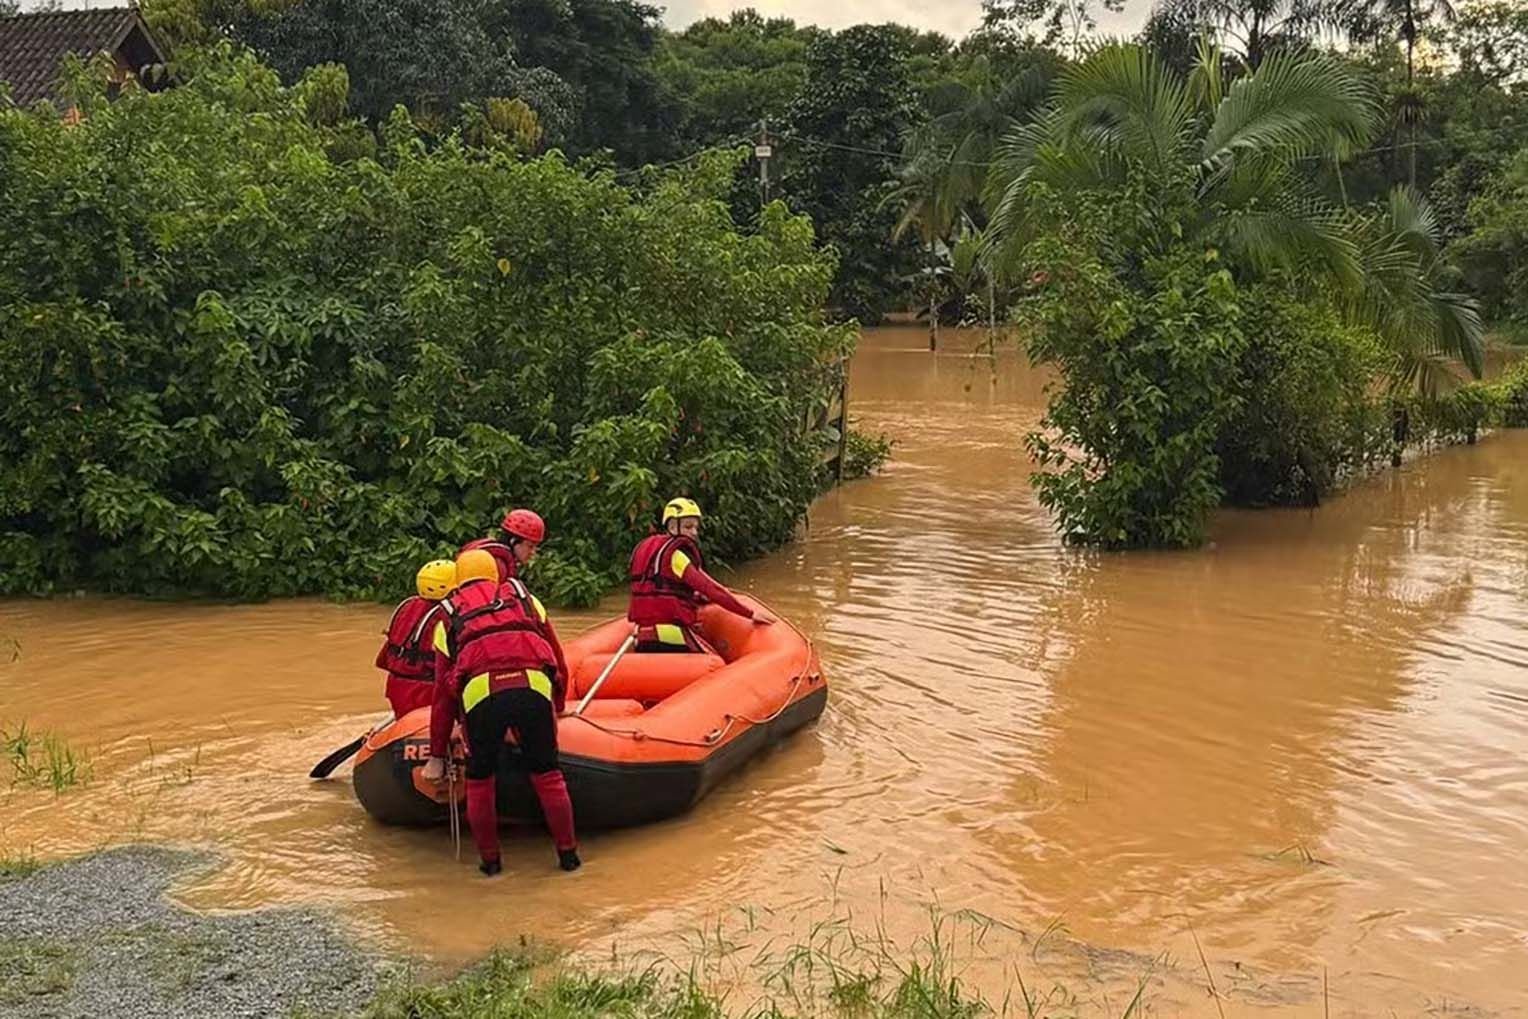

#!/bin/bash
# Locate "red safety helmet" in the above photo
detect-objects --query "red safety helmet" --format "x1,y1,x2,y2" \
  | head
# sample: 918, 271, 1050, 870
502, 508, 545, 544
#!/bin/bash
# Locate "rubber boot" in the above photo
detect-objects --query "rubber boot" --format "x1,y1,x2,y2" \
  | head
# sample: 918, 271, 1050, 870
465, 776, 501, 872
529, 770, 578, 868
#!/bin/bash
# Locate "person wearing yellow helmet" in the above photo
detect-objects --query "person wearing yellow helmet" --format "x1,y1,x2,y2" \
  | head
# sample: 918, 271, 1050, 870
626, 497, 772, 653
375, 559, 457, 718
420, 544, 581, 874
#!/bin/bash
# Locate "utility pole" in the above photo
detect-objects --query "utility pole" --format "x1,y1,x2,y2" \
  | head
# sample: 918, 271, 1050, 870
755, 118, 773, 205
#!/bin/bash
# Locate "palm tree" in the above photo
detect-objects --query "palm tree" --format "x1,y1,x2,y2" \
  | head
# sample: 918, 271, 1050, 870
1338, 0, 1458, 186
984, 40, 1482, 390
910, 52, 1054, 213
986, 39, 1375, 283
884, 145, 964, 350
1146, 0, 1341, 70
1353, 186, 1485, 390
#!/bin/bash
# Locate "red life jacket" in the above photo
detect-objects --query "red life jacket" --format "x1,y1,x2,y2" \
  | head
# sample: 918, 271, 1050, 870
438, 577, 557, 695
627, 534, 704, 627
375, 597, 443, 681
458, 538, 517, 581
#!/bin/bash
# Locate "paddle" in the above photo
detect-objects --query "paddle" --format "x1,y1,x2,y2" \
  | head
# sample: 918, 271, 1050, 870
309, 712, 392, 779
308, 736, 364, 779
572, 627, 639, 716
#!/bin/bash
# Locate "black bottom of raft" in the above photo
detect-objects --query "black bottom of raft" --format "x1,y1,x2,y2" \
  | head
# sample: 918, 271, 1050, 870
352, 684, 828, 830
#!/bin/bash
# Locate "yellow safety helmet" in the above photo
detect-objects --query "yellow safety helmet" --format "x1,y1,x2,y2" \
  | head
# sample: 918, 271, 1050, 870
416, 559, 457, 600
662, 497, 703, 525
453, 548, 500, 586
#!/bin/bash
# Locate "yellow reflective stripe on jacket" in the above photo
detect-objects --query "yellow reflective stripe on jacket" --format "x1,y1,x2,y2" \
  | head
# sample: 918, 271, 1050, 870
670, 549, 692, 577
462, 669, 554, 713
530, 595, 547, 623
462, 673, 491, 713
526, 669, 552, 701
655, 623, 687, 646
432, 620, 449, 656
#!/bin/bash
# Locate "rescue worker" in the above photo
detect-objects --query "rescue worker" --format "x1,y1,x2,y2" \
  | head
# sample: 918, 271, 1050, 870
375, 559, 457, 718
458, 508, 545, 582
627, 497, 772, 653
420, 531, 580, 875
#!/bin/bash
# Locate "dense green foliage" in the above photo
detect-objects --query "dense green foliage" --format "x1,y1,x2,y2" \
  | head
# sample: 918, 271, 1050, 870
1015, 185, 1248, 547
986, 41, 1491, 543
1452, 149, 1528, 329
0, 49, 853, 603
782, 26, 923, 323
487, 0, 674, 162
654, 11, 815, 154
5, 0, 1528, 577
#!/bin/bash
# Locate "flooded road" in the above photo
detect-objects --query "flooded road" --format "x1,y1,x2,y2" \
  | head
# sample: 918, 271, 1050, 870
3, 326, 1527, 1014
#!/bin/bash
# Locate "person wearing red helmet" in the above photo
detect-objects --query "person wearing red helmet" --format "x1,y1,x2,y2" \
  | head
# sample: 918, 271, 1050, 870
627, 497, 772, 653
458, 508, 547, 582
421, 539, 580, 875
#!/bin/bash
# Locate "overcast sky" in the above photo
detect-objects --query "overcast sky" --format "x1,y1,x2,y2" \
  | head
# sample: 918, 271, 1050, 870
19, 0, 1159, 40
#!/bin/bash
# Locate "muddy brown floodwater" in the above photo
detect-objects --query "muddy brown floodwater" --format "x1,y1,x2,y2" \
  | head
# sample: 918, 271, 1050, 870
3, 326, 1527, 1015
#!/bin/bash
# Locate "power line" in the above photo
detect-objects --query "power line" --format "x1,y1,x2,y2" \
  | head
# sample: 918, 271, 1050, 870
606, 117, 1528, 184
611, 135, 749, 180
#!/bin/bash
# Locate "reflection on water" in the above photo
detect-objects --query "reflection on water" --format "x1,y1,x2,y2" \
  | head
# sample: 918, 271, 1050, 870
3, 327, 1526, 1014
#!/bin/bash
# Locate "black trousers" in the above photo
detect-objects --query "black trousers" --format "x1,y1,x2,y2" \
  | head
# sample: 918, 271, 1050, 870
463, 687, 559, 780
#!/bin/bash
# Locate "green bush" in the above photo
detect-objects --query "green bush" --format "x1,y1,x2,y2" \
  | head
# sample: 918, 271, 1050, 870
1452, 148, 1528, 329
1015, 182, 1246, 549
1409, 382, 1508, 446
1495, 357, 1528, 427
1216, 290, 1390, 507
0, 47, 854, 604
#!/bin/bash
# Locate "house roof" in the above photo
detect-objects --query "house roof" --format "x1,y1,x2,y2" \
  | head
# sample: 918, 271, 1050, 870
0, 7, 168, 106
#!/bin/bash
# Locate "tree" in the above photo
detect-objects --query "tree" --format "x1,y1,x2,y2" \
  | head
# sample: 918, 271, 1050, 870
1444, 0, 1528, 88
0, 46, 857, 601
1354, 186, 1485, 396
982, 0, 1125, 59
225, 0, 568, 132
911, 48, 1058, 214
1341, 0, 1460, 185
490, 0, 677, 164
885, 147, 964, 349
1141, 0, 1338, 69
1449, 148, 1528, 329
987, 41, 1376, 292
783, 25, 923, 323
984, 42, 1484, 545
653, 10, 816, 152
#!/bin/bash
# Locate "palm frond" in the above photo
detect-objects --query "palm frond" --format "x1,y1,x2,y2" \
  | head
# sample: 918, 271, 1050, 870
1347, 196, 1487, 384
1051, 43, 1193, 174
1201, 50, 1376, 171
982, 114, 1052, 221
1382, 185, 1442, 264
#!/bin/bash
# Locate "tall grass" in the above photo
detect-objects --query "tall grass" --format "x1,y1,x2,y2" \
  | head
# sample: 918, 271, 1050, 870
1, 721, 92, 792
346, 909, 1161, 1019
0, 848, 41, 883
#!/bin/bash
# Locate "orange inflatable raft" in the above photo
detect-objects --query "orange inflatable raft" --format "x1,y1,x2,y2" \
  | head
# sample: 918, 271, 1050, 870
352, 596, 826, 829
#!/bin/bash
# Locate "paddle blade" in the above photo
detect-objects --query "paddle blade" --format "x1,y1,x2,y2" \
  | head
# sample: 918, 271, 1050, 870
309, 736, 364, 779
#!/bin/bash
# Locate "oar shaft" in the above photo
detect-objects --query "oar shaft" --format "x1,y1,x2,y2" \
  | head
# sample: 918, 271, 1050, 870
574, 630, 638, 716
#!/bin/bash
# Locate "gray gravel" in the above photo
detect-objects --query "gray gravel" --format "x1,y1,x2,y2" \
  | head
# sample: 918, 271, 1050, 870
0, 845, 399, 1019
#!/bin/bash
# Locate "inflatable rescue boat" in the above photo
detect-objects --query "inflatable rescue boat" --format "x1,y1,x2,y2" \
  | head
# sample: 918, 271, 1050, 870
352, 596, 826, 829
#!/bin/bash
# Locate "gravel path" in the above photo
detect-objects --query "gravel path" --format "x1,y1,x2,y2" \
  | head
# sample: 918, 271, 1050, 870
0, 846, 397, 1019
